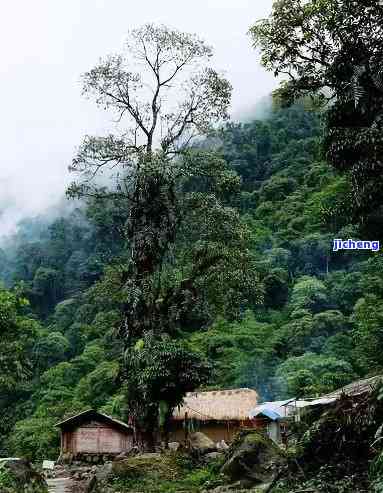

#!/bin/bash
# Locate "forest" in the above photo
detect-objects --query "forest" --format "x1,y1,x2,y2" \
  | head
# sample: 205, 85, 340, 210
1, 1, 383, 492
1, 100, 381, 458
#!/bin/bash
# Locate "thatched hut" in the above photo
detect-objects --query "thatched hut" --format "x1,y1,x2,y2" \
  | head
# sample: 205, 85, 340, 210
170, 388, 258, 444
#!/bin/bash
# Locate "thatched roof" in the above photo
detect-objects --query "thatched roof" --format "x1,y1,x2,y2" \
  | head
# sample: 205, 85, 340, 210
172, 388, 258, 422
323, 375, 383, 399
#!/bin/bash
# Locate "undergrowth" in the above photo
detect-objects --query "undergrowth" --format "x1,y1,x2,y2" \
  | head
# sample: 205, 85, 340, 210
108, 452, 224, 493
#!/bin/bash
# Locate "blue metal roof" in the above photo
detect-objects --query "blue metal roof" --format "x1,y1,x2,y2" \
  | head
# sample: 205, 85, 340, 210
253, 408, 282, 421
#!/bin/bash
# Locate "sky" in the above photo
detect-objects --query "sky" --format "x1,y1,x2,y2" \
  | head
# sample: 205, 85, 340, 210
0, 0, 276, 237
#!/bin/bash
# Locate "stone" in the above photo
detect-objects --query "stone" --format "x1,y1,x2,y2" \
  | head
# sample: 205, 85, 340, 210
221, 431, 286, 486
216, 439, 229, 451
95, 462, 113, 482
207, 483, 246, 492
188, 432, 216, 454
73, 471, 82, 480
112, 452, 179, 481
114, 451, 128, 461
112, 453, 162, 478
53, 465, 68, 479
114, 446, 138, 462
204, 451, 223, 462
168, 441, 181, 451
84, 474, 98, 493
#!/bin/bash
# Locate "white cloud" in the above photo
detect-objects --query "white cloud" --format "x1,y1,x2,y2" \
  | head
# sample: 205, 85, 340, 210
0, 0, 276, 236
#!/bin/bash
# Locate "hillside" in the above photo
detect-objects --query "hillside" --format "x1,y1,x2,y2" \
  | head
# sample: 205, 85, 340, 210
0, 103, 380, 462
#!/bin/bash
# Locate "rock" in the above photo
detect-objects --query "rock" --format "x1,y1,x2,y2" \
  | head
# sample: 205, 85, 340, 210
188, 432, 216, 454
168, 441, 181, 451
0, 458, 48, 492
206, 482, 250, 492
217, 440, 229, 451
84, 474, 98, 493
114, 446, 139, 462
112, 452, 181, 481
204, 451, 223, 463
221, 431, 286, 486
114, 451, 128, 461
73, 470, 83, 480
95, 462, 113, 482
206, 479, 272, 492
112, 453, 163, 478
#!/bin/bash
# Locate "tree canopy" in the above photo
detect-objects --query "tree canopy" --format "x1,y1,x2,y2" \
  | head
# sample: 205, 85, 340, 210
250, 0, 383, 219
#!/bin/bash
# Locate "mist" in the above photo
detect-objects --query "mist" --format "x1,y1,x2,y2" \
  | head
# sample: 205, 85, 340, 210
0, 0, 276, 237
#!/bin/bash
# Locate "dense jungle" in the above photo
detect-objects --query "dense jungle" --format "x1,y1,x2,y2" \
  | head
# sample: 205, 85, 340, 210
2, 1, 383, 492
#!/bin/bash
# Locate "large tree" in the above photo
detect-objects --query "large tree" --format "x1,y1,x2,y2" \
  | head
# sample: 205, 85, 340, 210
69, 24, 261, 446
250, 0, 383, 221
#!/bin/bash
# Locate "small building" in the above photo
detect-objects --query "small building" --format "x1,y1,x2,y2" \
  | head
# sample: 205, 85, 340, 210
170, 388, 258, 444
249, 375, 383, 444
250, 400, 295, 444
56, 409, 134, 461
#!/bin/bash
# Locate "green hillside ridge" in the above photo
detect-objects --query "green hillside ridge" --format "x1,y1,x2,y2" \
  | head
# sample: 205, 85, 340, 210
0, 103, 380, 461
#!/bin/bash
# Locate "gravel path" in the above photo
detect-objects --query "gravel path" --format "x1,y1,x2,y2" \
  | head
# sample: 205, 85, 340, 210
47, 477, 73, 493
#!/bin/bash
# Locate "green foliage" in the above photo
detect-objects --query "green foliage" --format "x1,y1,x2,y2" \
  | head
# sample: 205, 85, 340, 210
250, 0, 383, 219
0, 461, 48, 493
290, 276, 329, 314
74, 361, 119, 408
275, 353, 355, 398
189, 313, 278, 399
8, 414, 59, 461
108, 451, 222, 493
353, 296, 383, 373
0, 468, 14, 489
124, 333, 211, 433
1, 99, 382, 464
0, 286, 38, 394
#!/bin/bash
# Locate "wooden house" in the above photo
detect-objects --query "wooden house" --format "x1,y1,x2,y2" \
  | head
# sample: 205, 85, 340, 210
170, 388, 258, 444
56, 409, 134, 461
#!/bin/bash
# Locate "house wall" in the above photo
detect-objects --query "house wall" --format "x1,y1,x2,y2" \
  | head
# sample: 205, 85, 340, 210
62, 420, 133, 455
169, 420, 255, 445
266, 421, 281, 444
254, 416, 285, 444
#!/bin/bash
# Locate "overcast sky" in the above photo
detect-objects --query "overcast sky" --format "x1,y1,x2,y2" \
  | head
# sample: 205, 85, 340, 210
0, 0, 276, 236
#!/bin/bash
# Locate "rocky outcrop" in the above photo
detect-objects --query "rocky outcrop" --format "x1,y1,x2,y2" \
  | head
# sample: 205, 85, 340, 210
111, 451, 189, 482
221, 431, 286, 488
0, 458, 48, 493
188, 432, 216, 454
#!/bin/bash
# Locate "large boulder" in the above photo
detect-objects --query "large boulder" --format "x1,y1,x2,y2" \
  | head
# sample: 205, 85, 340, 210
112, 452, 179, 480
221, 431, 286, 487
188, 432, 216, 454
0, 458, 48, 492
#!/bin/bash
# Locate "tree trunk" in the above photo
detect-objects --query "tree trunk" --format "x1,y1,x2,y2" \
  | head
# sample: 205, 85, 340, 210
141, 429, 156, 452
